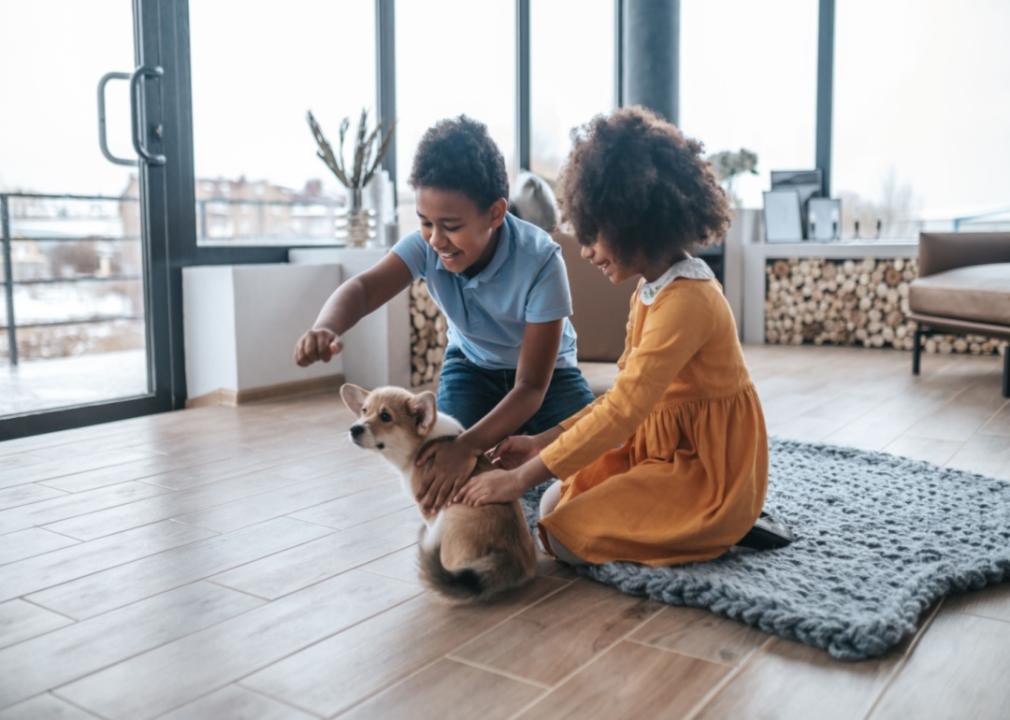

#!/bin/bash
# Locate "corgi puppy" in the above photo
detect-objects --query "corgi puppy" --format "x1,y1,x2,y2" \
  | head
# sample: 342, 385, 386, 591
340, 383, 537, 603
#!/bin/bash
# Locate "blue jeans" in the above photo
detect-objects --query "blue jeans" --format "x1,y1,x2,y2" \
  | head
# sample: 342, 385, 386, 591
436, 347, 595, 435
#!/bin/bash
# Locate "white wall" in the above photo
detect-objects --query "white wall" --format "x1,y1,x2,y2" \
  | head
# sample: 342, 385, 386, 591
183, 263, 344, 399
183, 266, 238, 399
289, 247, 411, 390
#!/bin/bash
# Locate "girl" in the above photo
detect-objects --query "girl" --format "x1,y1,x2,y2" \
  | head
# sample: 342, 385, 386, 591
457, 107, 769, 566
294, 116, 594, 513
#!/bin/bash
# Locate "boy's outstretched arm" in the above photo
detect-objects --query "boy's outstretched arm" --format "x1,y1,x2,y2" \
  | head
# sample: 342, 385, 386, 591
294, 253, 413, 366
417, 319, 562, 510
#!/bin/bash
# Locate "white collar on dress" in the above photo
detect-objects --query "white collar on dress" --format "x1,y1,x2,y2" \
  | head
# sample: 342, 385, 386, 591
638, 256, 715, 305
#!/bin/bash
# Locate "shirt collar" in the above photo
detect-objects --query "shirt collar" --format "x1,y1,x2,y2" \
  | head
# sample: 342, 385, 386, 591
436, 213, 514, 288
639, 256, 715, 305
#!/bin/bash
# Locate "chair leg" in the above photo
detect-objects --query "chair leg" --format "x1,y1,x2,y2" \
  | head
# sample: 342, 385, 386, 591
1003, 345, 1009, 399
912, 327, 923, 376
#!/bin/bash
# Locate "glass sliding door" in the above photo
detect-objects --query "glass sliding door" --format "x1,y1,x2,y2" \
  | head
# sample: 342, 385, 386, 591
0, 0, 175, 439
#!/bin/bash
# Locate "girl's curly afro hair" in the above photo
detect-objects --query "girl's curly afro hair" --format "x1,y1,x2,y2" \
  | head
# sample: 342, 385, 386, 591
558, 106, 731, 266
409, 115, 509, 211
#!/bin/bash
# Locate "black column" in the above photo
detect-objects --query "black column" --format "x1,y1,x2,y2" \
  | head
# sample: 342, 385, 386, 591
622, 0, 679, 123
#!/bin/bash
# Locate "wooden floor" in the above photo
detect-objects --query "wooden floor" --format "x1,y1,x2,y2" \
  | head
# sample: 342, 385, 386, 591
0, 345, 1008, 720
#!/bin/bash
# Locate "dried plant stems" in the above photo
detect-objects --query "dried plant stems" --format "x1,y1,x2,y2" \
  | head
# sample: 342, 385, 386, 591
307, 108, 396, 191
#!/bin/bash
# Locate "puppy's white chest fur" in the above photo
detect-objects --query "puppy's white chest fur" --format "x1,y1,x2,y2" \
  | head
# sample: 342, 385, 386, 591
390, 412, 465, 535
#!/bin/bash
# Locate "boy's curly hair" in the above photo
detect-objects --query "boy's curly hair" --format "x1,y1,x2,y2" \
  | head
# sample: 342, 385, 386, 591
558, 106, 731, 266
409, 115, 509, 211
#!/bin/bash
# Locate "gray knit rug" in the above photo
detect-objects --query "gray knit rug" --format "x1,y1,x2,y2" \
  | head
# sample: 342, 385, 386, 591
521, 438, 1010, 660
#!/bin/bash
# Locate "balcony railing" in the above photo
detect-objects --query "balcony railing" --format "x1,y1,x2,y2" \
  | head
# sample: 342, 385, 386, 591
195, 195, 345, 245
1, 191, 348, 367
0, 192, 147, 367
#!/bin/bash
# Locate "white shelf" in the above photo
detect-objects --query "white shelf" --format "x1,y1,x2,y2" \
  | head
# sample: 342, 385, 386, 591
289, 246, 411, 390
742, 240, 919, 344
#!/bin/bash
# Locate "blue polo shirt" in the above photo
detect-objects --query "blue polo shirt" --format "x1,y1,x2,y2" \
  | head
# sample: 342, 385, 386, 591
391, 213, 579, 370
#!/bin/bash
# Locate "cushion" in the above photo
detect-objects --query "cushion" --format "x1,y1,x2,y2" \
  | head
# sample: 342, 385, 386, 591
579, 361, 618, 397
555, 232, 634, 362
909, 263, 1010, 326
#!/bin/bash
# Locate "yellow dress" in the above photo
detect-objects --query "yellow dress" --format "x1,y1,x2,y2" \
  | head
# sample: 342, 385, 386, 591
539, 262, 768, 566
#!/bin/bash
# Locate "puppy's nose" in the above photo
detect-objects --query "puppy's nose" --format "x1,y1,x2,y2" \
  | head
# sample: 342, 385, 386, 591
350, 424, 365, 438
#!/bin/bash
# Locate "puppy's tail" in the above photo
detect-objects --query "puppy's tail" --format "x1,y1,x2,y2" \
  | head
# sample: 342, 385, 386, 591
418, 539, 531, 603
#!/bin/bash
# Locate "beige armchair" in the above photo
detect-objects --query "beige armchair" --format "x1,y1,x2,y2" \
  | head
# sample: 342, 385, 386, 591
908, 232, 1010, 397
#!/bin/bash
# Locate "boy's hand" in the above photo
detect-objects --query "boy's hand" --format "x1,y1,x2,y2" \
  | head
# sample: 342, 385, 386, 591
294, 328, 342, 367
415, 439, 482, 512
489, 435, 541, 469
455, 468, 526, 506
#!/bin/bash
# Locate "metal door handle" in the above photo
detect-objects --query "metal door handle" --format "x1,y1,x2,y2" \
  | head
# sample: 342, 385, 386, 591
97, 65, 166, 167
130, 65, 166, 166
97, 71, 133, 166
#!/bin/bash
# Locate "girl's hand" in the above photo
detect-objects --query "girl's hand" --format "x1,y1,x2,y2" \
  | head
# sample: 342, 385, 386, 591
415, 438, 482, 512
455, 467, 527, 506
489, 435, 542, 469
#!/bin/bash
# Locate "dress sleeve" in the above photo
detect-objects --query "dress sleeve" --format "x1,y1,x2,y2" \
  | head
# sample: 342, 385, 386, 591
540, 284, 714, 479
555, 287, 637, 430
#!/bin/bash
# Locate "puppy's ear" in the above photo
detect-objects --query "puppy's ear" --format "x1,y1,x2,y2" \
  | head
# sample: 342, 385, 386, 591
340, 383, 369, 415
407, 391, 437, 436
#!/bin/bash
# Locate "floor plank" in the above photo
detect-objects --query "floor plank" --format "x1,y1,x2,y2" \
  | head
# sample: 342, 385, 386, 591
240, 577, 568, 718
0, 520, 216, 604
288, 482, 414, 529
0, 481, 170, 535
340, 658, 543, 720
946, 433, 1010, 480
882, 435, 964, 466
36, 447, 234, 493
0, 448, 157, 490
517, 640, 729, 720
357, 545, 423, 586
0, 599, 72, 649
211, 507, 419, 599
0, 528, 78, 566
0, 346, 1007, 720
869, 611, 1010, 719
156, 685, 316, 720
25, 518, 330, 619
903, 382, 1007, 443
691, 636, 906, 720
0, 582, 263, 710
0, 484, 67, 512
170, 472, 385, 534
629, 605, 769, 666
979, 400, 1010, 437
942, 583, 1010, 623
0, 694, 100, 720
41, 466, 319, 541
448, 579, 662, 686
54, 571, 419, 720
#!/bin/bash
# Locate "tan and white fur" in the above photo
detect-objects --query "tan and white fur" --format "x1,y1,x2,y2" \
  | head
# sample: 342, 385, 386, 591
340, 383, 537, 603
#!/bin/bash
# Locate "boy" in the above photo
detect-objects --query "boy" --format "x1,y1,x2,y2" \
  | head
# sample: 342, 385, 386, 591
295, 116, 593, 512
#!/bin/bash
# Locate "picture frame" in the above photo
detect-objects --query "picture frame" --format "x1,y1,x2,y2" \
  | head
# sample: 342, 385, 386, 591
762, 189, 803, 243
771, 170, 822, 238
808, 197, 841, 242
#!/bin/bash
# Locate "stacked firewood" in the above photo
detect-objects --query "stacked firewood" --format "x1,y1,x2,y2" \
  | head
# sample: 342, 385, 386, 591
764, 257, 1001, 354
409, 279, 448, 387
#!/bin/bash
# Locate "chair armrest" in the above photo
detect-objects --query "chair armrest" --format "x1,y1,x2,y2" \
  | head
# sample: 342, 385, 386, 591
918, 232, 1010, 277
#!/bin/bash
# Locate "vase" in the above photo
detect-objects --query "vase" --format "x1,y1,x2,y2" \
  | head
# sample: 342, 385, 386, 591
336, 187, 377, 247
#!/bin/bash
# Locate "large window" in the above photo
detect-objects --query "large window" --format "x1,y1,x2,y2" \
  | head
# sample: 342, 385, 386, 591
0, 1, 149, 414
530, 0, 615, 183
189, 1, 375, 245
395, 0, 516, 235
679, 0, 819, 209
832, 0, 1010, 238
